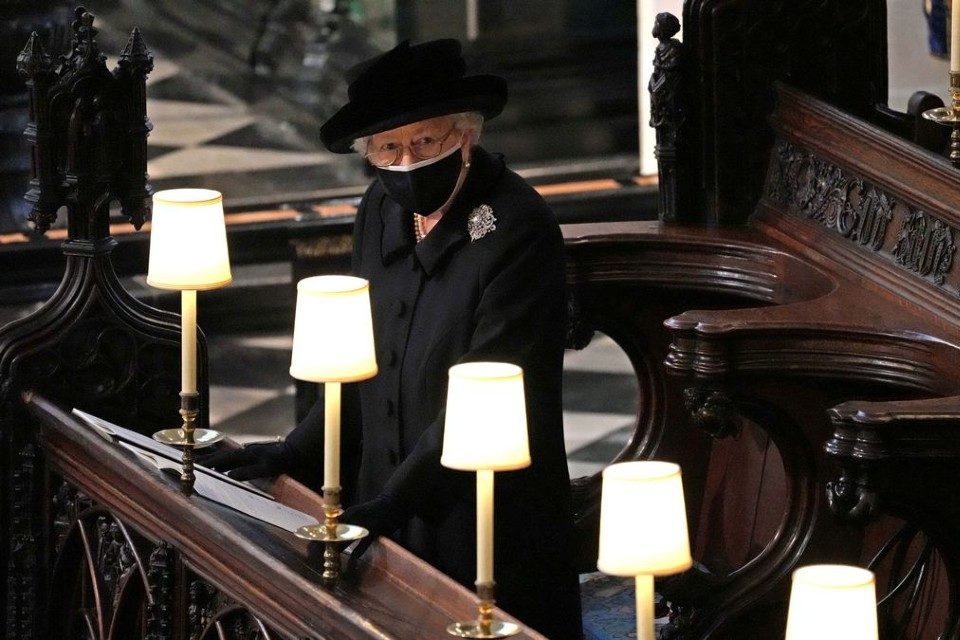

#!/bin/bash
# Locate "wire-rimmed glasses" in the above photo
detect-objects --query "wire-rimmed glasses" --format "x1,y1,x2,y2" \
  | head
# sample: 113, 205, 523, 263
365, 127, 458, 168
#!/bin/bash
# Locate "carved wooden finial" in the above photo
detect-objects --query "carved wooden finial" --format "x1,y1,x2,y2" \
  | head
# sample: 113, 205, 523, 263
16, 32, 51, 80
119, 28, 154, 76
18, 5, 153, 236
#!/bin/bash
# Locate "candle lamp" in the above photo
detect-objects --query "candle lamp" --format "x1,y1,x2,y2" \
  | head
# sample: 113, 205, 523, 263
441, 362, 531, 638
785, 565, 878, 640
597, 460, 693, 640
923, 4, 960, 167
289, 275, 378, 586
147, 189, 233, 495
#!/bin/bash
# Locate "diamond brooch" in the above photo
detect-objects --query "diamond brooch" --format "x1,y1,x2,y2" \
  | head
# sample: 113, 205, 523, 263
467, 204, 496, 241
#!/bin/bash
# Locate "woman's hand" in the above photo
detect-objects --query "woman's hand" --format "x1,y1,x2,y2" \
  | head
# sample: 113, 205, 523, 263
341, 493, 406, 574
198, 440, 292, 480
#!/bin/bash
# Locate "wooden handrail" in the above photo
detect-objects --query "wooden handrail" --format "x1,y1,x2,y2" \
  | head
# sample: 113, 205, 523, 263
26, 392, 544, 640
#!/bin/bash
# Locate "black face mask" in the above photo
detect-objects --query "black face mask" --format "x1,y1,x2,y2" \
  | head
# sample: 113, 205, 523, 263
375, 144, 463, 214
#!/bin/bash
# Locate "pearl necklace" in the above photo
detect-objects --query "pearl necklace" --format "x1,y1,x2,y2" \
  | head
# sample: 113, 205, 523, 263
413, 213, 426, 243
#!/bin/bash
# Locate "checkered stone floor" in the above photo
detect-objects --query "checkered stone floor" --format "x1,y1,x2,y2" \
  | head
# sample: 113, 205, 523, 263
143, 57, 368, 199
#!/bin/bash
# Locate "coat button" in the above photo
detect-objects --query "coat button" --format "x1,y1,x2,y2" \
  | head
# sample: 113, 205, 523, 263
395, 300, 407, 317
385, 399, 395, 416
388, 449, 398, 465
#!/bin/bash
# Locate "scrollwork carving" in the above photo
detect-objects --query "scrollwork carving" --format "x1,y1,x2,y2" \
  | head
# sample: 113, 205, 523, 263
851, 180, 895, 251
767, 141, 895, 253
892, 210, 956, 285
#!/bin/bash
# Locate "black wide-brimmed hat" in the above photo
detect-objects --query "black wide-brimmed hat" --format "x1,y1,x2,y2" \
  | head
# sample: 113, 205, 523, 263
319, 39, 508, 153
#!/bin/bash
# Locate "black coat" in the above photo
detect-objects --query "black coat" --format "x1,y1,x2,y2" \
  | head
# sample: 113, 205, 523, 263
290, 147, 582, 639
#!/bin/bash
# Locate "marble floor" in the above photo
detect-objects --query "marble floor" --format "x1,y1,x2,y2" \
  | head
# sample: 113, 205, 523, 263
70, 0, 639, 210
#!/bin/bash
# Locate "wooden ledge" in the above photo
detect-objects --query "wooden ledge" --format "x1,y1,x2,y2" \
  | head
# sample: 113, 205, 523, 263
25, 393, 544, 640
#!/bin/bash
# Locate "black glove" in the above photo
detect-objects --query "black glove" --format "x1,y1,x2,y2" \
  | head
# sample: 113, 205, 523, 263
341, 493, 406, 574
197, 440, 293, 481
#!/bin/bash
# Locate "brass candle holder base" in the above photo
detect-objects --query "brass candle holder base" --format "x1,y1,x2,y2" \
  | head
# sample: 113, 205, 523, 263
447, 582, 520, 638
152, 428, 224, 448
295, 486, 368, 587
152, 392, 222, 495
922, 71, 960, 168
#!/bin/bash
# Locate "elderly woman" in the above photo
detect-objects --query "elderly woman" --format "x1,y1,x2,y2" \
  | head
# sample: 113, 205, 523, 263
205, 39, 582, 639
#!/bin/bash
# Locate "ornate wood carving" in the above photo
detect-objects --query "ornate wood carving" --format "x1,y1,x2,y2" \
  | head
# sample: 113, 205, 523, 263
188, 577, 222, 640
764, 136, 960, 297
892, 210, 956, 286
6, 441, 38, 640
145, 542, 174, 640
756, 84, 960, 330
31, 394, 544, 639
683, 388, 740, 440
17, 6, 153, 234
1, 9, 213, 636
825, 462, 879, 523
649, 12, 684, 223
0, 0, 75, 234
198, 605, 277, 640
44, 477, 287, 640
767, 141, 895, 252
96, 515, 137, 607
825, 399, 960, 638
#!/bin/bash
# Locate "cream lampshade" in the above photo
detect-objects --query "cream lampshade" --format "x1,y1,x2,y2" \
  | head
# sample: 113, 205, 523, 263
785, 565, 878, 640
146, 188, 232, 290
441, 361, 530, 638
598, 461, 692, 576
441, 362, 530, 471
289, 275, 378, 383
289, 275, 378, 586
598, 461, 693, 640
146, 188, 232, 494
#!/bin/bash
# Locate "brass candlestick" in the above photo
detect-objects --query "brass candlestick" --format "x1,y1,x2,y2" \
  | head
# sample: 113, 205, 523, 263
295, 485, 368, 586
147, 189, 232, 495
922, 71, 960, 168
153, 392, 223, 495
179, 392, 197, 494
447, 582, 519, 638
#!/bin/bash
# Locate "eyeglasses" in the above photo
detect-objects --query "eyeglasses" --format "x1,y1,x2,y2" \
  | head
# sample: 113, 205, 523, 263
365, 127, 458, 168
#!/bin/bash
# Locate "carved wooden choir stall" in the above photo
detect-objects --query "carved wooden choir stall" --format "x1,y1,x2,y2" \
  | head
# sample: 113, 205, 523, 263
2, 1, 960, 639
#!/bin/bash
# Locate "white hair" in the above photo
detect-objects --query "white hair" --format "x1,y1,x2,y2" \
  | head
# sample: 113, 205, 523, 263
351, 111, 485, 155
